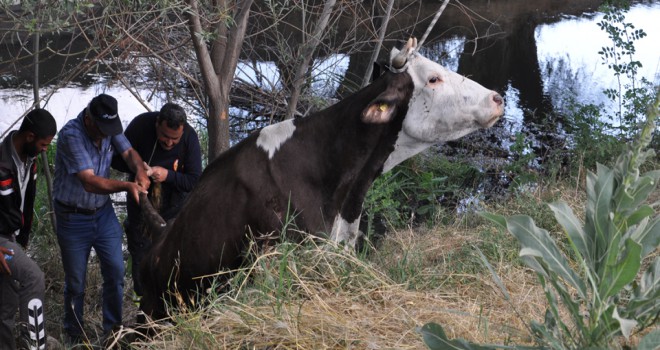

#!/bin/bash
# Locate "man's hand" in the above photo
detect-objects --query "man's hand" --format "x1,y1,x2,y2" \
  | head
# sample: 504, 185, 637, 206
135, 163, 151, 190
123, 148, 150, 190
0, 246, 14, 275
127, 181, 148, 204
147, 166, 168, 183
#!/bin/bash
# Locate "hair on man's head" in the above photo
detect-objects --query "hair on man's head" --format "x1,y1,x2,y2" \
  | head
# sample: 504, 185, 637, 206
19, 109, 57, 138
158, 103, 187, 129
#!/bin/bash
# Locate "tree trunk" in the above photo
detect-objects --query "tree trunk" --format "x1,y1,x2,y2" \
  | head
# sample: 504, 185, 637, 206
187, 0, 254, 161
207, 98, 231, 160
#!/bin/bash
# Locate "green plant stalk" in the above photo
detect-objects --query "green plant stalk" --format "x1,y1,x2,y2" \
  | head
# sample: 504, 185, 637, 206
478, 87, 658, 349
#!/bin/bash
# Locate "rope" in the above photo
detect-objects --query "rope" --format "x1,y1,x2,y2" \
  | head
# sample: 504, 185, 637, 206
417, 0, 451, 50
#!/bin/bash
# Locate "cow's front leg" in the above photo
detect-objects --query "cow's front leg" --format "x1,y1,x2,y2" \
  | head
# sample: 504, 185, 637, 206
329, 214, 362, 250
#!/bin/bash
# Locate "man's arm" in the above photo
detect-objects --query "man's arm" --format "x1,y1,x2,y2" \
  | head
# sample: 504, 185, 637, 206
76, 168, 145, 203
121, 147, 151, 190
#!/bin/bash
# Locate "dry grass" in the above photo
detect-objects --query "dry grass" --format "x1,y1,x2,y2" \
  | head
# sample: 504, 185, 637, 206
120, 227, 549, 349
32, 181, 656, 349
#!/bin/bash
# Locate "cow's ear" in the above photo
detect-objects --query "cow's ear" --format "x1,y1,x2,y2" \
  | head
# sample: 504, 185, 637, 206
362, 101, 396, 124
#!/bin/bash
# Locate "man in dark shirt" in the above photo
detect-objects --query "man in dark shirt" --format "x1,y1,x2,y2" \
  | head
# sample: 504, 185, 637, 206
113, 103, 202, 298
1, 109, 58, 350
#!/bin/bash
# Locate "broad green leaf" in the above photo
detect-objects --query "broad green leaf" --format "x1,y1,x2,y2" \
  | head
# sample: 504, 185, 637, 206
641, 169, 660, 183
602, 225, 623, 280
418, 322, 533, 349
626, 296, 660, 321
506, 215, 587, 299
637, 329, 660, 350
479, 212, 507, 231
548, 201, 592, 265
417, 322, 495, 350
622, 216, 658, 257
585, 167, 616, 263
593, 165, 615, 259
613, 174, 650, 211
599, 238, 642, 298
521, 256, 549, 277
636, 216, 660, 257
419, 322, 448, 347
481, 212, 553, 274
614, 170, 660, 212
624, 205, 654, 228
612, 307, 637, 340
585, 170, 599, 221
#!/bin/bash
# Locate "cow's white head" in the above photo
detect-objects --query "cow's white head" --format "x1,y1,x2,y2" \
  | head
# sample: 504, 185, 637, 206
382, 38, 504, 172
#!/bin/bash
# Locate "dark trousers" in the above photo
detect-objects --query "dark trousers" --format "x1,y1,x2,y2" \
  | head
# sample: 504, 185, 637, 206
124, 220, 152, 297
0, 236, 47, 350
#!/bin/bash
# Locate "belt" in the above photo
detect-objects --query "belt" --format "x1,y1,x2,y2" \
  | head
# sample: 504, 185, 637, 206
56, 200, 104, 215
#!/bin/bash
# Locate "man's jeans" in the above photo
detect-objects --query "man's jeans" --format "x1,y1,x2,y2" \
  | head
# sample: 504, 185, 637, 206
55, 201, 124, 337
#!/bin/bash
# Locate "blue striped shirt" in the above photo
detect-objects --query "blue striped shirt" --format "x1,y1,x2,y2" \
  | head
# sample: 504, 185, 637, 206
53, 110, 131, 210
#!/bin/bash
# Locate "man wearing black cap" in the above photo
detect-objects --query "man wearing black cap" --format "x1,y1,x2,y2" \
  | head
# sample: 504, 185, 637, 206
53, 93, 150, 345
1, 109, 58, 349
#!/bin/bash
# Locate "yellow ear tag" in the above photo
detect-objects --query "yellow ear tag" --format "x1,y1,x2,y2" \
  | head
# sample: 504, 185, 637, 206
379, 103, 388, 112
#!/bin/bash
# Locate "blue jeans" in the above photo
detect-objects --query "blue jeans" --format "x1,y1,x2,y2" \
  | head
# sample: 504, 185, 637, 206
55, 201, 124, 337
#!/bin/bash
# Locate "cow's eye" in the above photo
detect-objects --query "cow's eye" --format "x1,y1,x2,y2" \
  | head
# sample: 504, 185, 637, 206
428, 76, 442, 84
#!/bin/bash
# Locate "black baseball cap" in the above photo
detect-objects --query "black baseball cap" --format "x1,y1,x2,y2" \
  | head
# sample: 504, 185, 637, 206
87, 94, 122, 136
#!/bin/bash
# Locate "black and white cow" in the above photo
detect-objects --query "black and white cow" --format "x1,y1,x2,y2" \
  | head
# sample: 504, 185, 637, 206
139, 38, 504, 319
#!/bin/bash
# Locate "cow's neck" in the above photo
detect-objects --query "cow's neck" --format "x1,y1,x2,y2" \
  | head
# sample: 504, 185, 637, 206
382, 131, 433, 173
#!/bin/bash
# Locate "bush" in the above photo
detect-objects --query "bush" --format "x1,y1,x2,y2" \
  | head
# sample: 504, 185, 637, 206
363, 155, 482, 238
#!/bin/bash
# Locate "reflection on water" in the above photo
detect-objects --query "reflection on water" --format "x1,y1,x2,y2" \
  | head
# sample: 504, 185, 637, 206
0, 85, 152, 137
537, 2, 660, 117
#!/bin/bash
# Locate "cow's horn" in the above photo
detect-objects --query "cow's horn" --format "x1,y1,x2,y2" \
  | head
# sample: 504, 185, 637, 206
392, 37, 416, 69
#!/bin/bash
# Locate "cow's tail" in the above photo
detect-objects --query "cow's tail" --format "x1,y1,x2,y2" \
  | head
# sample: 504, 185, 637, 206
139, 192, 168, 240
